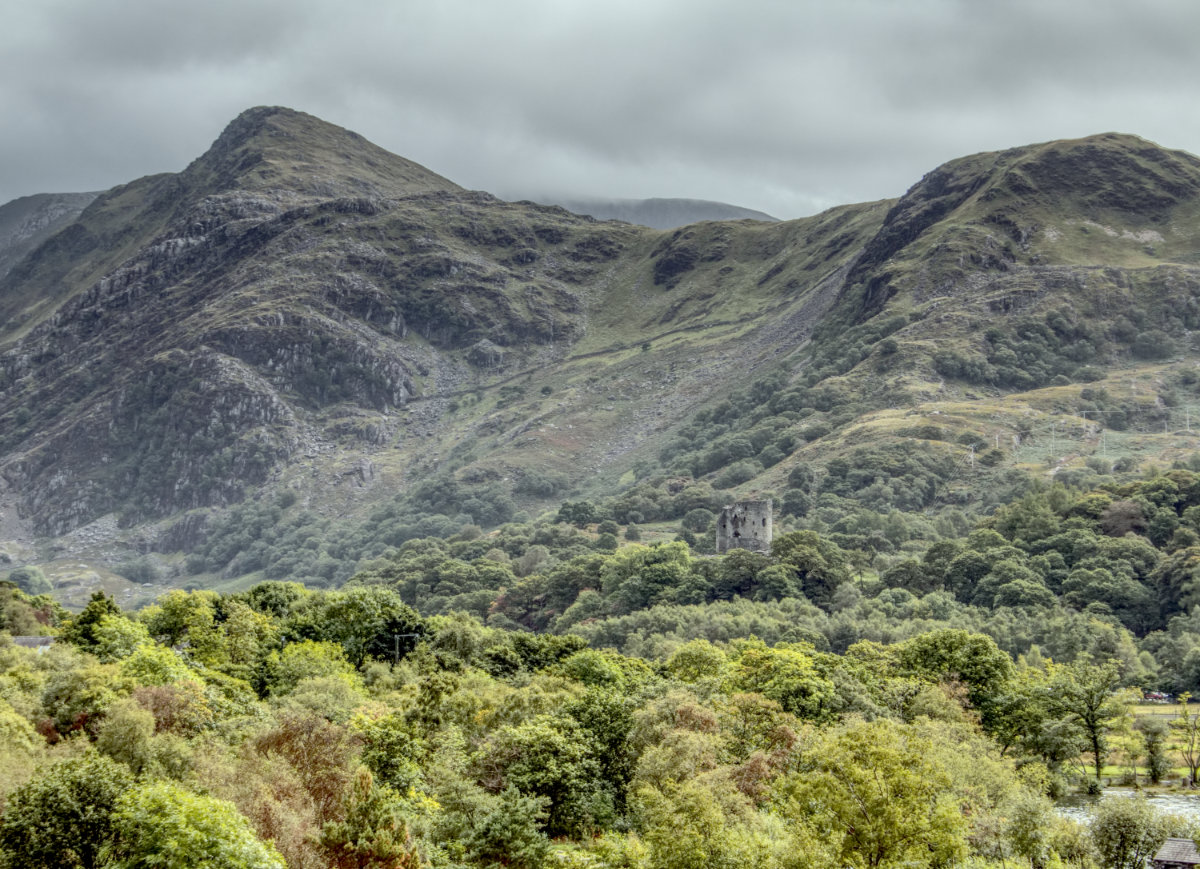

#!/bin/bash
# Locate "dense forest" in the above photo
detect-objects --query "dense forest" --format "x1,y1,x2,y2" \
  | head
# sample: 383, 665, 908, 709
8, 463, 1200, 867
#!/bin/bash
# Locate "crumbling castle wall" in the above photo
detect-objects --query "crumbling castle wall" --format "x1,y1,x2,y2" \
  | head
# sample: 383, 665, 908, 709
716, 500, 773, 554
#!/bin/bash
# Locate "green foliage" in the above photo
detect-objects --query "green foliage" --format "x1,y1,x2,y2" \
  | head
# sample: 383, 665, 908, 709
775, 718, 969, 869
356, 713, 424, 793
267, 640, 360, 695
464, 786, 549, 869
770, 530, 851, 609
5, 566, 50, 596
479, 713, 604, 837
0, 752, 133, 869
23, 462, 1200, 869
1090, 796, 1193, 869
0, 584, 61, 634
318, 767, 422, 869
1045, 659, 1124, 779
897, 629, 1013, 730
58, 591, 122, 652
601, 542, 698, 614
729, 641, 836, 721
92, 615, 152, 663
103, 780, 284, 869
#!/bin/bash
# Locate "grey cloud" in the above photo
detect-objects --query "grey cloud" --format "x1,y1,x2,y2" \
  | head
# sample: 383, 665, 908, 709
3, 0, 1200, 218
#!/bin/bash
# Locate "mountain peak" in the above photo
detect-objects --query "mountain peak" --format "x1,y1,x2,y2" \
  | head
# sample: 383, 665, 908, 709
897, 132, 1200, 221
182, 105, 461, 199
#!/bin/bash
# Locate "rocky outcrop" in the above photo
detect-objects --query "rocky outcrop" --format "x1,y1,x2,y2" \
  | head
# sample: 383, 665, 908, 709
0, 191, 99, 278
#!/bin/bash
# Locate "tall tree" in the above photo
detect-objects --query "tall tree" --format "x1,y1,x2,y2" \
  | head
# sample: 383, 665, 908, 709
1044, 659, 1124, 780
1170, 693, 1200, 784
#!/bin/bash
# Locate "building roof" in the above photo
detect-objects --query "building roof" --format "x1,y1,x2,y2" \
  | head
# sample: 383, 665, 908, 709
9, 636, 55, 649
1154, 839, 1200, 865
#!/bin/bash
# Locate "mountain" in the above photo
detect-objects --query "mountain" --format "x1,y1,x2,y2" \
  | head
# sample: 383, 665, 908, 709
528, 196, 778, 229
3, 110, 1200, 603
0, 191, 98, 279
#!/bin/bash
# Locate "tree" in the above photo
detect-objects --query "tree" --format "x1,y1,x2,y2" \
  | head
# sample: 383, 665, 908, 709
464, 786, 549, 869
991, 667, 1086, 768
1003, 790, 1058, 869
897, 629, 1014, 731
6, 566, 50, 596
1090, 795, 1191, 869
557, 501, 597, 527
1045, 659, 1124, 780
284, 587, 424, 668
318, 767, 422, 869
254, 713, 361, 824
728, 641, 836, 722
637, 778, 769, 869
357, 713, 424, 793
1136, 715, 1171, 784
92, 614, 152, 663
95, 698, 158, 776
711, 549, 771, 600
477, 714, 602, 837
0, 752, 133, 869
1170, 693, 1200, 784
118, 641, 192, 686
600, 542, 695, 613
57, 591, 122, 652
666, 638, 729, 684
139, 589, 218, 648
682, 509, 715, 533
566, 688, 638, 813
770, 531, 851, 609
267, 639, 360, 695
774, 718, 968, 869
102, 780, 284, 869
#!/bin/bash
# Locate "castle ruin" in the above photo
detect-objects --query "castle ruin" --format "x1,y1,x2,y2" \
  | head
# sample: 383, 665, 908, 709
716, 500, 773, 554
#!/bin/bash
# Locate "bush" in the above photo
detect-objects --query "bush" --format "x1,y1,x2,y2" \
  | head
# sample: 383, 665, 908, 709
714, 460, 762, 489
801, 423, 831, 442
116, 557, 162, 584
5, 566, 50, 595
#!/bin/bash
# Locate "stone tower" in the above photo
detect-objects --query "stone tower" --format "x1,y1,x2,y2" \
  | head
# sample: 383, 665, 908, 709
716, 500, 773, 554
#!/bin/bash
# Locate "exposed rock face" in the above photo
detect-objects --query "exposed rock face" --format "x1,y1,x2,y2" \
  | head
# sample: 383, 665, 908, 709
0, 192, 99, 278
0, 108, 648, 533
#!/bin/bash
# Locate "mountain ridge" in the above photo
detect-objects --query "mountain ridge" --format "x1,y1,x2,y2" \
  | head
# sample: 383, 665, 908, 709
3, 111, 1200, 602
528, 195, 778, 229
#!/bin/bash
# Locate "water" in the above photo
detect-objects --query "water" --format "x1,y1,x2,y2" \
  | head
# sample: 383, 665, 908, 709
1056, 789, 1200, 824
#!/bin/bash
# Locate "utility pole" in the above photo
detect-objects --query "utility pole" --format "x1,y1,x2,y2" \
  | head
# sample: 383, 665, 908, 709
393, 632, 420, 665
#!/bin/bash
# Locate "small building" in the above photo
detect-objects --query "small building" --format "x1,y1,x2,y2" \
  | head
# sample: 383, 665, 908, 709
10, 636, 55, 653
1152, 838, 1200, 869
716, 500, 773, 554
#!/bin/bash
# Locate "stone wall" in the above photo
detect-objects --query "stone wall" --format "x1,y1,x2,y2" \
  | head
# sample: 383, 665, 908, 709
716, 500, 773, 554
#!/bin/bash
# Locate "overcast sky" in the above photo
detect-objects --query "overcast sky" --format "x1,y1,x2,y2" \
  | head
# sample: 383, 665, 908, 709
3, 0, 1200, 219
